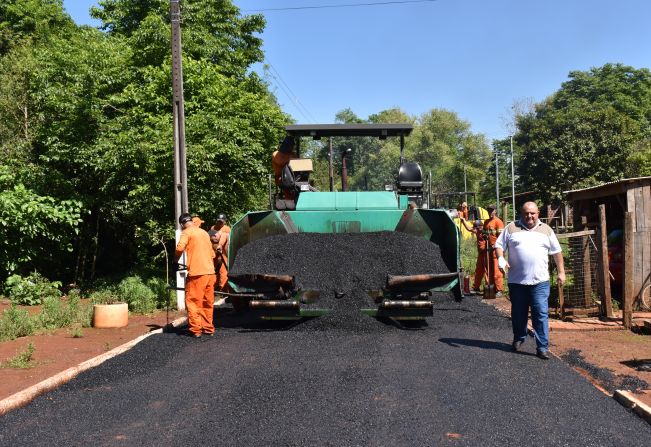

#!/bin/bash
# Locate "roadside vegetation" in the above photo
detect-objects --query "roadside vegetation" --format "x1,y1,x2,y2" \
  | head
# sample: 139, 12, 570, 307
0, 274, 172, 342
1, 343, 37, 369
0, 2, 650, 333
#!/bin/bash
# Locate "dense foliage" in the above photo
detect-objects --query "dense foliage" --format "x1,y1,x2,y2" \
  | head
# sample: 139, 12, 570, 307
1, 2, 650, 296
307, 107, 493, 203
0, 0, 289, 285
513, 64, 651, 203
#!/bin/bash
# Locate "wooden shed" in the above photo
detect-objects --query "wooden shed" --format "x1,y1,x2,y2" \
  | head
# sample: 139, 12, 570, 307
565, 177, 651, 326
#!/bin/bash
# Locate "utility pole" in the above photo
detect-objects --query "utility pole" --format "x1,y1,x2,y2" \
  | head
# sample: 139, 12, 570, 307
341, 149, 351, 192
328, 137, 334, 192
495, 146, 500, 216
510, 135, 516, 221
171, 0, 188, 310
463, 165, 468, 204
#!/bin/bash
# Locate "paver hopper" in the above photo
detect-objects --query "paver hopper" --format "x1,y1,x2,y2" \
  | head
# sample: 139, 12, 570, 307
225, 125, 461, 319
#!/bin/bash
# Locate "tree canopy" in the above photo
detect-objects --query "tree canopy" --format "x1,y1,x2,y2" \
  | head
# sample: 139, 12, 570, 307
0, 0, 289, 283
513, 63, 651, 203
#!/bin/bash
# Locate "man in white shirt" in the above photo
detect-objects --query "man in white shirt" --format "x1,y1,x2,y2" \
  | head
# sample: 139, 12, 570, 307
494, 202, 565, 360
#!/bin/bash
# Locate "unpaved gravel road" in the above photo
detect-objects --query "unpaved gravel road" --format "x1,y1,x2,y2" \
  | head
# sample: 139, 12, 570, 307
1, 293, 650, 446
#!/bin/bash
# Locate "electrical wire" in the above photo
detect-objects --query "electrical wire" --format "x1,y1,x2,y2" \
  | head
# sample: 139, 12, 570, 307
243, 0, 438, 13
265, 60, 318, 123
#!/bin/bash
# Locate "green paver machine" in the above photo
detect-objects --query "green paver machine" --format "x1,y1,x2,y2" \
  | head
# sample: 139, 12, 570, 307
225, 124, 461, 319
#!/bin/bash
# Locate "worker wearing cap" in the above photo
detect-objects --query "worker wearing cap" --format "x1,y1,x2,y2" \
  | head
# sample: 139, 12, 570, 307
192, 216, 204, 228
458, 202, 469, 220
175, 212, 216, 338
483, 205, 505, 296
460, 217, 487, 294
211, 213, 231, 292
272, 136, 298, 199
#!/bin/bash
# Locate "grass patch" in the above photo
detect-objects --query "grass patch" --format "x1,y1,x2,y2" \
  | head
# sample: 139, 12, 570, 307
0, 305, 35, 341
1, 343, 36, 369
69, 325, 83, 338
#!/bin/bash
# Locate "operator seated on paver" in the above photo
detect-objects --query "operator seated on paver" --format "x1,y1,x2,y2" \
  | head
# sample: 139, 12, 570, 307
272, 135, 298, 200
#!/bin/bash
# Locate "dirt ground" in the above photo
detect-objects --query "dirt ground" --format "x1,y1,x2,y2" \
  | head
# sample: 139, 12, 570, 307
0, 300, 183, 401
0, 297, 650, 411
487, 296, 651, 407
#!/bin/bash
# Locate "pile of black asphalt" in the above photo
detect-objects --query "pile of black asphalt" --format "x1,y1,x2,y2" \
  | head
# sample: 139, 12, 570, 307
1, 292, 650, 446
230, 231, 452, 293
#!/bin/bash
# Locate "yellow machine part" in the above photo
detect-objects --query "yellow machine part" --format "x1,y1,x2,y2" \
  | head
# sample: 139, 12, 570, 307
454, 206, 490, 240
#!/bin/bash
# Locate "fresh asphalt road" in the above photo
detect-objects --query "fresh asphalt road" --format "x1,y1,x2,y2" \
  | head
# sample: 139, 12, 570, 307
1, 294, 650, 446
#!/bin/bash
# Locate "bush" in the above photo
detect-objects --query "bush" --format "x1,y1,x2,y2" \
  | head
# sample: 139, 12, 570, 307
146, 277, 174, 309
0, 305, 35, 341
5, 272, 61, 306
89, 289, 121, 305
117, 276, 157, 314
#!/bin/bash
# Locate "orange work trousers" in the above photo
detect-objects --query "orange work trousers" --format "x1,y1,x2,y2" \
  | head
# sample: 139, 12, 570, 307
472, 249, 503, 292
185, 274, 216, 336
217, 258, 229, 291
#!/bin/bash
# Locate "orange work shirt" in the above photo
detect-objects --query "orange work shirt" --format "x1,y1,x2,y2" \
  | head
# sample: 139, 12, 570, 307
475, 228, 487, 251
272, 150, 296, 186
483, 216, 505, 247
175, 226, 215, 277
215, 225, 231, 261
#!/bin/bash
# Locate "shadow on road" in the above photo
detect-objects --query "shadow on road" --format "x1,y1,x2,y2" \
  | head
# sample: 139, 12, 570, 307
438, 337, 514, 352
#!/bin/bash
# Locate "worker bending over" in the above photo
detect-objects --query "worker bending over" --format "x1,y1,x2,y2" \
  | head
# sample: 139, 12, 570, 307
175, 213, 216, 338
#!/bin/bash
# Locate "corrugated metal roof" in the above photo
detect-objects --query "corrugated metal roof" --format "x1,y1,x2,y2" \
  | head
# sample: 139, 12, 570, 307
563, 176, 651, 195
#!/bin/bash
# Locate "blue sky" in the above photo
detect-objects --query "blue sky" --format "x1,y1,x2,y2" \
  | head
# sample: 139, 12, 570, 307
63, 0, 651, 141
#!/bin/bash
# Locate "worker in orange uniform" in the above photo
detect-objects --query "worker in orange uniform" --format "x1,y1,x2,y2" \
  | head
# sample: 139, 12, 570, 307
272, 136, 297, 199
483, 204, 505, 296
192, 215, 204, 228
175, 213, 216, 338
210, 213, 231, 293
457, 202, 469, 219
460, 217, 487, 294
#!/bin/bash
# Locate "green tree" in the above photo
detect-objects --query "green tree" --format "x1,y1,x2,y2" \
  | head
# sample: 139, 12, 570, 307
0, 0, 289, 285
91, 0, 265, 77
0, 166, 81, 278
513, 64, 651, 203
0, 0, 74, 55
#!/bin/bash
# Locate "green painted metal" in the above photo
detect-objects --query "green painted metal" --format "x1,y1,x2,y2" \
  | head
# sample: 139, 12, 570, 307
289, 210, 404, 233
228, 197, 462, 306
296, 191, 401, 211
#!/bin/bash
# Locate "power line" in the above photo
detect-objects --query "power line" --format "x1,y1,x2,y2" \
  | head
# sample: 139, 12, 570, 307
243, 0, 438, 13
265, 60, 318, 123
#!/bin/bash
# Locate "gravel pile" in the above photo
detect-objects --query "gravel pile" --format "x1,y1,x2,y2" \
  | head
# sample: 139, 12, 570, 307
231, 231, 451, 293
230, 231, 454, 331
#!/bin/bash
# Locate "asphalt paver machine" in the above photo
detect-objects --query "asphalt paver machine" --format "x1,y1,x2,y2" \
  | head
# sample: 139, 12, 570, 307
224, 124, 462, 319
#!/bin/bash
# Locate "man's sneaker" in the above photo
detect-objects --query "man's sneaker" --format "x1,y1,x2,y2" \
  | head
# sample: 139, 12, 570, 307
512, 340, 524, 352
495, 292, 503, 298
470, 289, 481, 295
536, 350, 550, 360
203, 331, 215, 337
